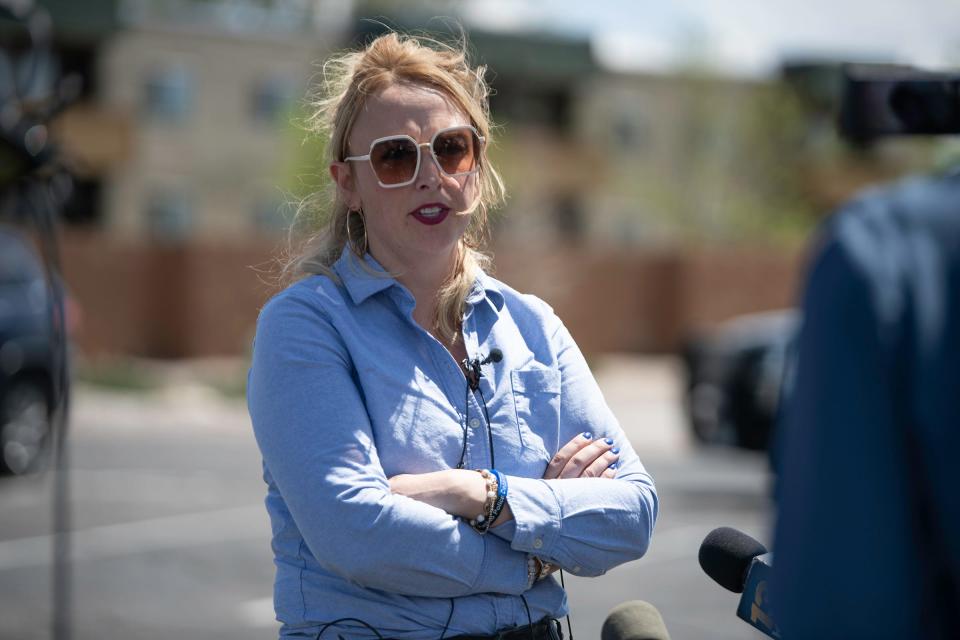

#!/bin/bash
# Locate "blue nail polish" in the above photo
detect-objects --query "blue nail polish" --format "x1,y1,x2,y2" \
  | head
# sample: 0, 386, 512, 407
611, 447, 620, 454
605, 437, 614, 445
582, 432, 592, 439
608, 462, 618, 469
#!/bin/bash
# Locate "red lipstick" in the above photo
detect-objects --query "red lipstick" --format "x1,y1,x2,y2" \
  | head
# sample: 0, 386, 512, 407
410, 203, 450, 226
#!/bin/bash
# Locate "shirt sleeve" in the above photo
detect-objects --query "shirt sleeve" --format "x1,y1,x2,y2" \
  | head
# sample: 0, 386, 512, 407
493, 316, 658, 577
247, 287, 530, 598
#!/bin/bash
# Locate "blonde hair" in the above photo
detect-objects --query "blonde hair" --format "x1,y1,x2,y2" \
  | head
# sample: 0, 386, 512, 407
283, 32, 505, 345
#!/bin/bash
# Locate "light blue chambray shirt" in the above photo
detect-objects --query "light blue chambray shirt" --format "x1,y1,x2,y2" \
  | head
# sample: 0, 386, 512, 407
247, 248, 658, 639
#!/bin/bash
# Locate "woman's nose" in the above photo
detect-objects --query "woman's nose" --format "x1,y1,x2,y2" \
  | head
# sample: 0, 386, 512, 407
415, 143, 441, 189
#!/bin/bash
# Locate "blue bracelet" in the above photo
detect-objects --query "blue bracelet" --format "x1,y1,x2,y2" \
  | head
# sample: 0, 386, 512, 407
487, 468, 508, 527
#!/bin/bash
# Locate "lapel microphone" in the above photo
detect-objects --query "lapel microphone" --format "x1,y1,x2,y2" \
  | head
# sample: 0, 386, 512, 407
459, 348, 504, 469
463, 348, 503, 391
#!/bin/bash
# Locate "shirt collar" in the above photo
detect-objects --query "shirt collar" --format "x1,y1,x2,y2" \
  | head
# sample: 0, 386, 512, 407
469, 270, 506, 314
332, 246, 396, 305
332, 245, 505, 313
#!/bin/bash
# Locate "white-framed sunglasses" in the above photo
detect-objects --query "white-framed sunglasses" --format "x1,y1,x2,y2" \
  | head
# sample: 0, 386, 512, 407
343, 124, 485, 188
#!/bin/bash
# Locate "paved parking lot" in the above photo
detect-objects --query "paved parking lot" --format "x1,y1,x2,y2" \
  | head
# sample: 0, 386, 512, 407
0, 356, 772, 639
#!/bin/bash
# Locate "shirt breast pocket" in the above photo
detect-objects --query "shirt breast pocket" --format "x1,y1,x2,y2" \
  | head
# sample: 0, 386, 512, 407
510, 367, 561, 464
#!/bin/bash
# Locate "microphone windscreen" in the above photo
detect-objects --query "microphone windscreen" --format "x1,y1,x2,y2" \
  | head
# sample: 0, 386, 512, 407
601, 600, 671, 640
488, 348, 503, 362
698, 526, 768, 593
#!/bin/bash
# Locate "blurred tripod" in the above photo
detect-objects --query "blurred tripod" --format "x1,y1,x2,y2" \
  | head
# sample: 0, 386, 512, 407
1, 1, 81, 637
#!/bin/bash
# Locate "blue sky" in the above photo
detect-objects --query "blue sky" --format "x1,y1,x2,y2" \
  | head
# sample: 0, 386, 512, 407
462, 0, 960, 76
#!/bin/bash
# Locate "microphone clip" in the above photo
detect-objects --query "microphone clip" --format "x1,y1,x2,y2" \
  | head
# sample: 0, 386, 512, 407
463, 348, 503, 391
463, 357, 483, 391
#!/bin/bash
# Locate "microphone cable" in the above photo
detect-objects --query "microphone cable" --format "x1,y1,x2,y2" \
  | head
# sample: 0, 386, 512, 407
457, 350, 499, 469
519, 594, 535, 640
456, 381, 469, 469
439, 597, 456, 639
456, 350, 575, 640
315, 617, 385, 639
476, 384, 495, 469
558, 569, 574, 640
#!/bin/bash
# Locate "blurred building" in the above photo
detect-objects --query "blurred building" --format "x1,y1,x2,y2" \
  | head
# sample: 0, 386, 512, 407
347, 22, 817, 252
39, 0, 350, 357
518, 70, 774, 248
34, 2, 931, 359
49, 0, 348, 243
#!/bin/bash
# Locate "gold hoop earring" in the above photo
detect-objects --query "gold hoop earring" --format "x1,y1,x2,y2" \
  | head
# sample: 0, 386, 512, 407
346, 208, 368, 256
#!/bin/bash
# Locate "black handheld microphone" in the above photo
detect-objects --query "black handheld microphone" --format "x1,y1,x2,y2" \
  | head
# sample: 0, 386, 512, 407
699, 527, 781, 639
601, 601, 671, 640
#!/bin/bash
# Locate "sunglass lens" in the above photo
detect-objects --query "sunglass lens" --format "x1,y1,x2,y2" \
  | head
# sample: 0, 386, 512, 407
433, 128, 479, 176
370, 138, 419, 184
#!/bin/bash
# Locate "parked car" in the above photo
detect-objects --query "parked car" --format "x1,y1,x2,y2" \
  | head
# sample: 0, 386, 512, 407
0, 226, 56, 475
681, 310, 799, 451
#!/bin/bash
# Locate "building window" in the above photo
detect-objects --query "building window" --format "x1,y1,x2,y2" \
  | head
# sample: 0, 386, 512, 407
146, 190, 192, 243
490, 82, 573, 134
143, 67, 194, 122
250, 75, 297, 125
61, 178, 103, 227
553, 194, 584, 242
611, 115, 646, 152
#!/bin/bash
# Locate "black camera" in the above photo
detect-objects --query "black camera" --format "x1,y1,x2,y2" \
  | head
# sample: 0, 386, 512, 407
839, 64, 960, 143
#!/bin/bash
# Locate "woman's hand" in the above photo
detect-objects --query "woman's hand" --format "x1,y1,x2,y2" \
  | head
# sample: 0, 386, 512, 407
534, 556, 560, 581
390, 432, 622, 527
543, 432, 620, 480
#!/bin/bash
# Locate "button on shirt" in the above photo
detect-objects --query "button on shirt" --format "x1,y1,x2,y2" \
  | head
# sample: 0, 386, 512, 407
247, 248, 659, 639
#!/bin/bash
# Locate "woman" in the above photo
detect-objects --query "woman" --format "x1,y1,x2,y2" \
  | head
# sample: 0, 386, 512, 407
247, 32, 658, 639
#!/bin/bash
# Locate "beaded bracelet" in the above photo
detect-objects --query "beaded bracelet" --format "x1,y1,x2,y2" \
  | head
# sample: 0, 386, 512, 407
469, 469, 497, 533
527, 556, 558, 586
469, 468, 508, 534
537, 557, 558, 580
526, 556, 540, 588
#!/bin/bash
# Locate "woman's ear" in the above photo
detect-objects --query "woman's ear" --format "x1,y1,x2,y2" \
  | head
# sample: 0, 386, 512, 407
330, 162, 360, 210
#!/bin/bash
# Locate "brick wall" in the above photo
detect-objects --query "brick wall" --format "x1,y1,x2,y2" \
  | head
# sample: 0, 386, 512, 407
493, 245, 806, 354
60, 232, 806, 358
61, 233, 279, 358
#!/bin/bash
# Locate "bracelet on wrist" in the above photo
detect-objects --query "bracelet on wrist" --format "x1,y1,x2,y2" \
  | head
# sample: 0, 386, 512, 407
469, 469, 497, 534
527, 555, 557, 584
469, 468, 508, 534
486, 468, 508, 526
526, 555, 540, 588
537, 557, 557, 580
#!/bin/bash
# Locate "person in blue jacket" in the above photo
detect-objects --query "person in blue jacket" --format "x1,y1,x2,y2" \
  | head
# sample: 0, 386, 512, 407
246, 32, 658, 639
772, 164, 960, 639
